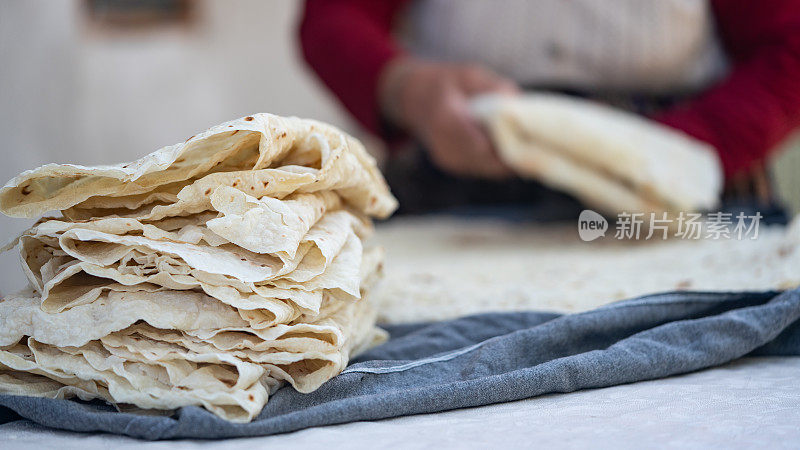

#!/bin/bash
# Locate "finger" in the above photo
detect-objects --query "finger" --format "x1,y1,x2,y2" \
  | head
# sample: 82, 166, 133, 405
472, 123, 515, 178
426, 85, 513, 178
458, 125, 511, 178
444, 101, 512, 178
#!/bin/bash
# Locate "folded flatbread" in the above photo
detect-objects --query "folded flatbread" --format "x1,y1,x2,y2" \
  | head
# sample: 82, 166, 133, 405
472, 93, 723, 215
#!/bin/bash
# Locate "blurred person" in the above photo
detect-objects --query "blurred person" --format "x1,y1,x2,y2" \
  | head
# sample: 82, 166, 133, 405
299, 0, 800, 220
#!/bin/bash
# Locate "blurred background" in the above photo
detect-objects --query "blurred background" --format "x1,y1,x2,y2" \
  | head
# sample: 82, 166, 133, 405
0, 0, 798, 294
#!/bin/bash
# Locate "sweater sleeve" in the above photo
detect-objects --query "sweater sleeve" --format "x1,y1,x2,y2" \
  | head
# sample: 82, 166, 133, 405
654, 0, 800, 178
298, 0, 410, 135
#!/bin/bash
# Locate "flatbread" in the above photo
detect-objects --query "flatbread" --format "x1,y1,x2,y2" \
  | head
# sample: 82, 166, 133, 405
473, 93, 722, 214
0, 287, 384, 422
19, 209, 369, 299
0, 114, 397, 219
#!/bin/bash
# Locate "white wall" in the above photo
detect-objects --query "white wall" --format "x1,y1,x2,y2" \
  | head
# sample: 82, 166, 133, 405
0, 0, 354, 294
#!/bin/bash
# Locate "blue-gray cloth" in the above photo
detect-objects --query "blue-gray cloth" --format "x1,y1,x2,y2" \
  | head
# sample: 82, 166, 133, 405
1, 288, 799, 440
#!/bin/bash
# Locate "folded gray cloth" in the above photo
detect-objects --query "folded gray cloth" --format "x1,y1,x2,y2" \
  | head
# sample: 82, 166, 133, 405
1, 288, 798, 440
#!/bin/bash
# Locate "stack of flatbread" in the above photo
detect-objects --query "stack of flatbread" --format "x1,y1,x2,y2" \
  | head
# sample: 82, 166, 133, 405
0, 114, 397, 422
473, 93, 724, 216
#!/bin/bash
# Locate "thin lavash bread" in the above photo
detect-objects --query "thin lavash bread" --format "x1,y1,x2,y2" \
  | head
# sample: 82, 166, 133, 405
0, 114, 397, 220
472, 93, 723, 216
0, 113, 397, 422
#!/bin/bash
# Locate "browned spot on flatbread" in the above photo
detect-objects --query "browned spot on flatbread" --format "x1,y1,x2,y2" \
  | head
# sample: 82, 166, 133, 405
21, 185, 31, 195
675, 279, 692, 290
204, 189, 211, 195
245, 116, 254, 121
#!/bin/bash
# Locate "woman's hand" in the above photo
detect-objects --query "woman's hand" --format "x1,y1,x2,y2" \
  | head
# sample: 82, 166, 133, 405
379, 58, 519, 179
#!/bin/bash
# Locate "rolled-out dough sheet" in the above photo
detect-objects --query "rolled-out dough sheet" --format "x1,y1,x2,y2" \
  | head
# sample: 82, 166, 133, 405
372, 216, 800, 323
